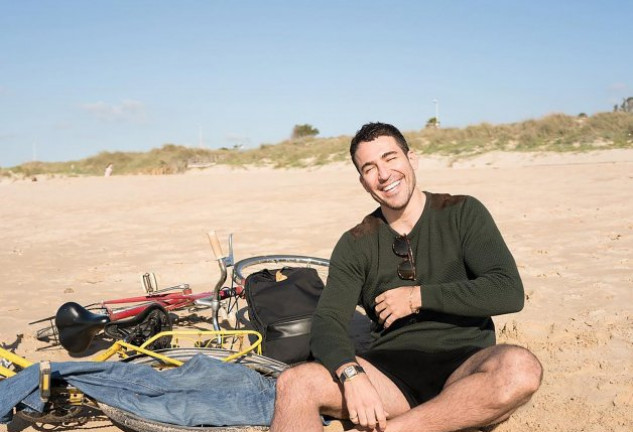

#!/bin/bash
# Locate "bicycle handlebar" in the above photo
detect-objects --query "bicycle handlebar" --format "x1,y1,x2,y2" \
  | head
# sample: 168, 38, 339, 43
207, 231, 225, 260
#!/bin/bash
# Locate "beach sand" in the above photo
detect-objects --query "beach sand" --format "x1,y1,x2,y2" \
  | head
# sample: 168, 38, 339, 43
1, 150, 632, 431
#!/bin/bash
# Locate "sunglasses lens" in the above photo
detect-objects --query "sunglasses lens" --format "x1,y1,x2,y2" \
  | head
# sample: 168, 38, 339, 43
393, 235, 416, 280
397, 260, 415, 280
392, 236, 409, 257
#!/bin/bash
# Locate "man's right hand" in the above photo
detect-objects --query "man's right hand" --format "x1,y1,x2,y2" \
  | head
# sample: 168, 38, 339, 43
375, 285, 421, 328
343, 373, 388, 431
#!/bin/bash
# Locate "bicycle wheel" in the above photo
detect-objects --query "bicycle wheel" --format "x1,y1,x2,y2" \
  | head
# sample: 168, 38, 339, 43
232, 255, 330, 286
99, 347, 287, 432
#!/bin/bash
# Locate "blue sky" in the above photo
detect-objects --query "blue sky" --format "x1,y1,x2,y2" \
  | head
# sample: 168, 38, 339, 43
1, 1, 631, 167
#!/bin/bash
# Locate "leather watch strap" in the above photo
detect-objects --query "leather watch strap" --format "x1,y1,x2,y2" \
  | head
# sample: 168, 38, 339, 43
339, 364, 365, 383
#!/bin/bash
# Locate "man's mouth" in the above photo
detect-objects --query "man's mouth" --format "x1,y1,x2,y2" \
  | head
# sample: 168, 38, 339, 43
382, 180, 401, 193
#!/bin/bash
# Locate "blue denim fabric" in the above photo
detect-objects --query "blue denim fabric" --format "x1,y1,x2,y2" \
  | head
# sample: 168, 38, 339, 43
0, 354, 276, 426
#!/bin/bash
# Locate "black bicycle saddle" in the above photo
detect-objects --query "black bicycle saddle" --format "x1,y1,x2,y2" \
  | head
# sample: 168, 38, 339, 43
55, 302, 110, 354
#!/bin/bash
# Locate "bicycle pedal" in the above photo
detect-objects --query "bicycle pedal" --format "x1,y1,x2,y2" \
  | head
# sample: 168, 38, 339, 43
141, 272, 159, 294
68, 387, 85, 405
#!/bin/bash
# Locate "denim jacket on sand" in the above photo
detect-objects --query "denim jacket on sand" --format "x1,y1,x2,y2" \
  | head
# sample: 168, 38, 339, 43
0, 353, 276, 426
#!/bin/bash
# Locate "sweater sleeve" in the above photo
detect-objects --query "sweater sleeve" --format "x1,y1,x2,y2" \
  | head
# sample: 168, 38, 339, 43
421, 197, 524, 316
310, 234, 366, 374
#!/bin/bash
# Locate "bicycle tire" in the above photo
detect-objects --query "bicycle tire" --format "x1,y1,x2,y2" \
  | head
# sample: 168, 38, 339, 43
99, 347, 287, 432
232, 255, 330, 286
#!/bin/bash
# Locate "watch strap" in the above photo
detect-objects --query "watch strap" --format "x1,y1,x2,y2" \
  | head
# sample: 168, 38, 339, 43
338, 364, 365, 383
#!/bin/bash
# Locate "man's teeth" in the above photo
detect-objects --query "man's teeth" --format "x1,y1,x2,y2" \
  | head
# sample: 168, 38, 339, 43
384, 180, 401, 192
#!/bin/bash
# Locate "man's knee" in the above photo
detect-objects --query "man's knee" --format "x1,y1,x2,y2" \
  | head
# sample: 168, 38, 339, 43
276, 362, 332, 397
493, 345, 543, 404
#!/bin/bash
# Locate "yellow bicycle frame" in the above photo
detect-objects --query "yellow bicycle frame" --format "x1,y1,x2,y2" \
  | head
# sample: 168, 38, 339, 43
0, 329, 263, 378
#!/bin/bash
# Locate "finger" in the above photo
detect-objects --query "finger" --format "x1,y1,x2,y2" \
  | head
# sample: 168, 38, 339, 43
384, 316, 394, 328
358, 409, 369, 428
374, 302, 386, 313
378, 309, 391, 321
365, 408, 377, 430
375, 293, 385, 303
348, 410, 358, 424
376, 406, 388, 430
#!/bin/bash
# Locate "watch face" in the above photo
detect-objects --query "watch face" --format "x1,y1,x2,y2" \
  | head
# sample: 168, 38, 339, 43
340, 365, 364, 382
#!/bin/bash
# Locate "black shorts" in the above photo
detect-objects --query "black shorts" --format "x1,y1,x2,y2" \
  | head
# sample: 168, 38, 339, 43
359, 347, 482, 407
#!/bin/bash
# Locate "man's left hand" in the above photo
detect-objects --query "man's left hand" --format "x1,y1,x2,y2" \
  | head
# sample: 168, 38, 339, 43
375, 286, 420, 328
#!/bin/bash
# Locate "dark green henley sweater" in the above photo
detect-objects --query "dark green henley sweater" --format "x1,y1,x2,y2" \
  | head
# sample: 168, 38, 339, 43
311, 192, 524, 374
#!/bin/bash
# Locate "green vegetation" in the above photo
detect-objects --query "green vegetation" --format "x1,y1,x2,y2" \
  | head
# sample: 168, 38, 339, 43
291, 124, 320, 139
425, 117, 439, 128
2, 112, 632, 178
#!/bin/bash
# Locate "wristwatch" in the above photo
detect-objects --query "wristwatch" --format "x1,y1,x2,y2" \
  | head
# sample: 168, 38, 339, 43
338, 364, 365, 383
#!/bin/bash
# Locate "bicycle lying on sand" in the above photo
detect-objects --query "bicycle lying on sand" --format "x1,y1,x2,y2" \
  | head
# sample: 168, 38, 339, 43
1, 231, 331, 431
30, 231, 329, 355
1, 329, 289, 431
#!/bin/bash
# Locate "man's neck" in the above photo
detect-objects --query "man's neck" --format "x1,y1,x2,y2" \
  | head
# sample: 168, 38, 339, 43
382, 189, 426, 235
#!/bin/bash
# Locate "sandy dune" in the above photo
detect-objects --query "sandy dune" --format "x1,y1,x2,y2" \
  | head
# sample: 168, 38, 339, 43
1, 149, 632, 432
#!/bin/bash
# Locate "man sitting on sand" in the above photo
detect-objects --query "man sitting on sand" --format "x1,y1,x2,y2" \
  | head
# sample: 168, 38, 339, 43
270, 122, 542, 431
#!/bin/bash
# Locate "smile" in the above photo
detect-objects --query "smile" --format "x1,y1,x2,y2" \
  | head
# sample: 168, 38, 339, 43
382, 180, 401, 193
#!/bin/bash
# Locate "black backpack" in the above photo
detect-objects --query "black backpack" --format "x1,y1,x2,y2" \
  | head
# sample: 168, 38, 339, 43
244, 267, 324, 364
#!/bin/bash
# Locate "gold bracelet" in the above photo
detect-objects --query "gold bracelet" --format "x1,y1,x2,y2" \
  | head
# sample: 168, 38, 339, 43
409, 286, 420, 314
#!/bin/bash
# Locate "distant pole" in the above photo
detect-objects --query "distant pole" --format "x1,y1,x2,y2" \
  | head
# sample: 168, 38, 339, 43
433, 99, 440, 128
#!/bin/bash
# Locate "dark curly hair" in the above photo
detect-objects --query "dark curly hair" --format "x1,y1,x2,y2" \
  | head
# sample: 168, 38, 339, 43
350, 122, 409, 170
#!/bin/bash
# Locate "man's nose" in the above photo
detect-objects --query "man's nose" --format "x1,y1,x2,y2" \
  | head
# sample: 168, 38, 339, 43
377, 164, 390, 181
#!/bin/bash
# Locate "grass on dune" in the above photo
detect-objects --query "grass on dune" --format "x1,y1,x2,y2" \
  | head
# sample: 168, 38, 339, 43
3, 112, 632, 178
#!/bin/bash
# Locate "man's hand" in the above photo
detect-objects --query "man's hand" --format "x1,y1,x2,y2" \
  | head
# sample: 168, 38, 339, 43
343, 373, 388, 431
375, 286, 421, 328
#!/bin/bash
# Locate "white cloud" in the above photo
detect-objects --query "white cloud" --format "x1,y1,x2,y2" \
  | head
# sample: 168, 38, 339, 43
81, 99, 148, 123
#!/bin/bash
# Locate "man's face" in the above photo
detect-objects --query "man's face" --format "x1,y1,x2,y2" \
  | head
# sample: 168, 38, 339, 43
354, 136, 418, 211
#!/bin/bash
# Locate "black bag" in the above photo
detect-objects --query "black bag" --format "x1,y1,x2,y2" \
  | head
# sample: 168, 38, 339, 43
245, 267, 324, 364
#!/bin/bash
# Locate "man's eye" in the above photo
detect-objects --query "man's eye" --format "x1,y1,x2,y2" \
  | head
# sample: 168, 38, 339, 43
363, 166, 375, 175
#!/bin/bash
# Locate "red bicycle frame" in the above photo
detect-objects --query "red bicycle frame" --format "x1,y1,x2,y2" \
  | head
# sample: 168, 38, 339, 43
100, 286, 244, 321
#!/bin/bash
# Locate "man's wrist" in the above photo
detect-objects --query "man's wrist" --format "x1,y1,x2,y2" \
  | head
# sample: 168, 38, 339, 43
409, 285, 422, 314
338, 364, 366, 383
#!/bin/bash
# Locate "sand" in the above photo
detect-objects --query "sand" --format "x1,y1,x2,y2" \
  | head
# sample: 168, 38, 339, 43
1, 149, 632, 432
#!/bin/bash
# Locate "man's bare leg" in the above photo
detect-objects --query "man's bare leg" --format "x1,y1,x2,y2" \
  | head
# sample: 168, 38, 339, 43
383, 344, 543, 432
271, 344, 541, 432
270, 358, 410, 432
270, 362, 340, 432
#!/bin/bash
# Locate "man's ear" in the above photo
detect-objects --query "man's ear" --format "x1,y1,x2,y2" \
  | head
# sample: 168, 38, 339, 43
407, 151, 419, 170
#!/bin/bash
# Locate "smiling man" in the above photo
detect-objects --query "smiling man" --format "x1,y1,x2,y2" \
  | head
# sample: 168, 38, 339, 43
270, 122, 542, 432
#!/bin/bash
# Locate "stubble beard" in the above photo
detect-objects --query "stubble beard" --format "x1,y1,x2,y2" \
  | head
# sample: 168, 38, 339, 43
374, 177, 417, 212
380, 189, 414, 211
